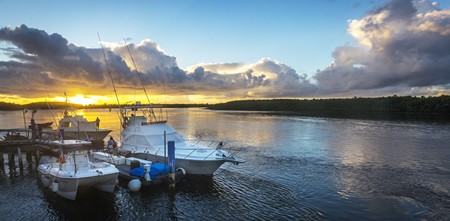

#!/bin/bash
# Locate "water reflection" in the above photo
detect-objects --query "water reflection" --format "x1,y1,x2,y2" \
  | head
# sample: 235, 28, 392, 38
41, 186, 119, 220
1, 109, 449, 220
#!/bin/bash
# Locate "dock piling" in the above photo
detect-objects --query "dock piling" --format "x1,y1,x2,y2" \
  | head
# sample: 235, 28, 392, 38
17, 148, 23, 166
35, 150, 40, 167
26, 151, 32, 162
7, 152, 14, 167
17, 148, 24, 175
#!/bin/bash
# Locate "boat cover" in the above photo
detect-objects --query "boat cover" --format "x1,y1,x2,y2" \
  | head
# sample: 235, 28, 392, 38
130, 163, 169, 178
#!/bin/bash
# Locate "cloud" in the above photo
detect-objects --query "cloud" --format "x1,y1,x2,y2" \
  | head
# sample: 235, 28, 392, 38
1, 0, 450, 102
112, 39, 178, 73
0, 25, 317, 100
0, 24, 109, 98
176, 58, 317, 97
315, 0, 450, 96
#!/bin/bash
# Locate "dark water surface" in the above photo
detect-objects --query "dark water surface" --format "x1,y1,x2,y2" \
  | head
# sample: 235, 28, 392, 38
0, 109, 449, 220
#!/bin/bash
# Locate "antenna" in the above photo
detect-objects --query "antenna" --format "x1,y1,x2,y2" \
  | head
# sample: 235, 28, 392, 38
123, 38, 157, 121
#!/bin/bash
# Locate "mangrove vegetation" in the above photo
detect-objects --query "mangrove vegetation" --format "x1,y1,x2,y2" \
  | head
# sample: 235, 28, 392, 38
209, 95, 450, 114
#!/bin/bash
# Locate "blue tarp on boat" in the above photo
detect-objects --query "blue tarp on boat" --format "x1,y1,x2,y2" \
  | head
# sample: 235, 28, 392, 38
130, 163, 169, 178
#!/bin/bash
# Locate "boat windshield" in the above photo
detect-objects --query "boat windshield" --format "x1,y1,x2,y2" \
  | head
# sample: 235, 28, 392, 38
147, 132, 183, 146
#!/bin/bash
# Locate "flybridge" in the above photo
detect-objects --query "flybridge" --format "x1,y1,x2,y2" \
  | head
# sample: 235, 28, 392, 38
120, 102, 168, 126
122, 104, 164, 109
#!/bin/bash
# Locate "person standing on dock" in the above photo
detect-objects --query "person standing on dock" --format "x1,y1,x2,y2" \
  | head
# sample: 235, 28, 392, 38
95, 117, 100, 130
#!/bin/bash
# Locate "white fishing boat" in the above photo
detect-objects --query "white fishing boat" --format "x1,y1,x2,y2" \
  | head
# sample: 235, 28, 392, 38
57, 110, 112, 141
119, 104, 245, 175
37, 141, 119, 200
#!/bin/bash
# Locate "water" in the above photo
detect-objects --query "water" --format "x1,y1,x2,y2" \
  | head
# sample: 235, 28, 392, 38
0, 109, 449, 220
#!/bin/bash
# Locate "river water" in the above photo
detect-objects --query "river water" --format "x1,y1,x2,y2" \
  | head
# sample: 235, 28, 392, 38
0, 108, 449, 220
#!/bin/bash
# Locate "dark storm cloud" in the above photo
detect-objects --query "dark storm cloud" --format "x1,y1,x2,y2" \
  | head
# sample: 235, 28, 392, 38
0, 24, 69, 59
315, 0, 450, 96
0, 25, 108, 97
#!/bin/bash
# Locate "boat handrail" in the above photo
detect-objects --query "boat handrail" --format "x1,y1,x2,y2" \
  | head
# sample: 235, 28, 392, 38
190, 139, 227, 149
154, 147, 161, 155
203, 149, 219, 160
184, 149, 196, 159
136, 145, 224, 160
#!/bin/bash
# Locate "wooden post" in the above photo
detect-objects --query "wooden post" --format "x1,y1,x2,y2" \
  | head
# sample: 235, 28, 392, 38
26, 151, 32, 162
0, 152, 4, 164
8, 152, 14, 168
17, 148, 23, 165
35, 150, 40, 168
18, 148, 23, 175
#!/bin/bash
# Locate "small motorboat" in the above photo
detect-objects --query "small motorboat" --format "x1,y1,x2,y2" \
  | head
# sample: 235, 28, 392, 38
56, 110, 112, 141
38, 145, 119, 201
91, 151, 185, 191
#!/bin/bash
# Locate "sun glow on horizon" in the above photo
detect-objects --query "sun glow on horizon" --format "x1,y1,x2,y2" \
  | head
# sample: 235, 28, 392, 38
55, 94, 105, 106
1, 93, 232, 105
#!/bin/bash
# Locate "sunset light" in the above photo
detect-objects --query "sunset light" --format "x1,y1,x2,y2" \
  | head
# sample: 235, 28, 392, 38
56, 94, 104, 106
1, 1, 449, 105
70, 95, 97, 105
1, 1, 450, 220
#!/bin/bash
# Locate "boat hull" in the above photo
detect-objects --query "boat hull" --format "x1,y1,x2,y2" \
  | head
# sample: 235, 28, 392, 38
38, 164, 118, 200
59, 129, 112, 141
132, 153, 226, 175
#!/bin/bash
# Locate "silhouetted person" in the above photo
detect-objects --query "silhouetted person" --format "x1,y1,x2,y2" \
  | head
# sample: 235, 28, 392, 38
95, 117, 100, 129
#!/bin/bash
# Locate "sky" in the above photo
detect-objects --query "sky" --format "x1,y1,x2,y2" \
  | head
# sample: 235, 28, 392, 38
1, 0, 450, 105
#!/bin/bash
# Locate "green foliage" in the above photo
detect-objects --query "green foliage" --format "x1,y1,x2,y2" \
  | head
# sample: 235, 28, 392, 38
1, 96, 449, 114
209, 95, 450, 114
0, 102, 20, 110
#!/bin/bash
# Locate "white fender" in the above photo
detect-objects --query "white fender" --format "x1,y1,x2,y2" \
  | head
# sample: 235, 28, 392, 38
128, 179, 141, 192
51, 180, 59, 192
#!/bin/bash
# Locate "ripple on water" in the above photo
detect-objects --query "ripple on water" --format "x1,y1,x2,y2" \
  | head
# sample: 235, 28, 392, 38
332, 163, 450, 220
112, 171, 323, 221
215, 171, 323, 220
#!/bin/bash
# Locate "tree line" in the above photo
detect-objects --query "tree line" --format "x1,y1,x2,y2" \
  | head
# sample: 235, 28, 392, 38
1, 95, 449, 114
208, 95, 450, 114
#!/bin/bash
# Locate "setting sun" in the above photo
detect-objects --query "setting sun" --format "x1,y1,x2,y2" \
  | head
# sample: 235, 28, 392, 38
56, 94, 101, 106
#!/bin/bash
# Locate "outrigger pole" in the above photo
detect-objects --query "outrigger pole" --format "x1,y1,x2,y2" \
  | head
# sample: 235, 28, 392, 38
98, 33, 122, 109
123, 38, 157, 121
98, 33, 127, 141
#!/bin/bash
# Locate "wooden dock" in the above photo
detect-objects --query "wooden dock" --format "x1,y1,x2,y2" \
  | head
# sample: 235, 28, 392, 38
0, 129, 105, 171
0, 139, 104, 152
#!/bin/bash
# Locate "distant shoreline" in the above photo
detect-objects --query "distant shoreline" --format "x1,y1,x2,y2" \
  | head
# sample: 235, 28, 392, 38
1, 96, 449, 122
207, 96, 450, 122
0, 102, 208, 111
